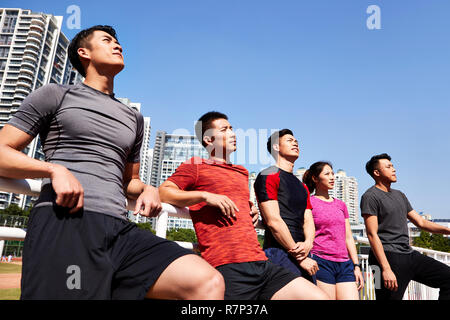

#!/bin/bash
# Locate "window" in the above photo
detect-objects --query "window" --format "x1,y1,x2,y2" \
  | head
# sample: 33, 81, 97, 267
0, 35, 12, 45
2, 14, 18, 33
0, 47, 9, 58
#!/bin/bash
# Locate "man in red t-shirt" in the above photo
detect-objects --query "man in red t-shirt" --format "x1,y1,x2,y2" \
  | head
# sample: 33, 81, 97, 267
159, 111, 328, 300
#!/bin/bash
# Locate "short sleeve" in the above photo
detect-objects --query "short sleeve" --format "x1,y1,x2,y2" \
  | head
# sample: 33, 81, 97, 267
166, 159, 198, 190
303, 183, 313, 210
401, 192, 413, 213
127, 112, 144, 163
341, 201, 349, 219
254, 171, 280, 202
360, 192, 379, 217
7, 84, 68, 137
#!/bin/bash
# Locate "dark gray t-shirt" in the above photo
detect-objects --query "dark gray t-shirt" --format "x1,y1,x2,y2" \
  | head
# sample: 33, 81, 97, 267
360, 186, 414, 253
7, 82, 144, 220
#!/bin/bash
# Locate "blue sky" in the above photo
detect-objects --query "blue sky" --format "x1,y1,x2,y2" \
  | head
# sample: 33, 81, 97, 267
5, 1, 450, 219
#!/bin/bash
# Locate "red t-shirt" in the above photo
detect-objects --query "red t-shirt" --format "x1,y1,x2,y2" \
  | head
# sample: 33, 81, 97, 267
167, 157, 267, 267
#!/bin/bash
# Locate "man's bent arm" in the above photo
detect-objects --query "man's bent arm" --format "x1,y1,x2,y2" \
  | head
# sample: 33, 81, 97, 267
302, 209, 315, 252
123, 162, 148, 200
159, 180, 207, 208
123, 162, 161, 217
258, 200, 298, 252
0, 124, 84, 213
0, 125, 54, 179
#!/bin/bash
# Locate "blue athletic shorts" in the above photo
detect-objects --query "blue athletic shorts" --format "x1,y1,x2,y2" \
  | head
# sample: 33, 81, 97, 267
312, 254, 356, 285
264, 247, 316, 284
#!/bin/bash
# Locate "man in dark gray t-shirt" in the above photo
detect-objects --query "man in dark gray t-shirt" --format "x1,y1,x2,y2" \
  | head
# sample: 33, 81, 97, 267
361, 153, 450, 300
361, 185, 413, 254
0, 25, 224, 300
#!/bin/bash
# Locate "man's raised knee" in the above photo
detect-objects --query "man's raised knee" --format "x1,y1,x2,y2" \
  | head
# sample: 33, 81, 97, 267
194, 270, 225, 299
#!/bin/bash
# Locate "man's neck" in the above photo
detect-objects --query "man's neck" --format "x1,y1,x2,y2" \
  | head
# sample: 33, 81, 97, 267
209, 154, 231, 164
83, 73, 115, 95
375, 180, 391, 192
276, 156, 294, 173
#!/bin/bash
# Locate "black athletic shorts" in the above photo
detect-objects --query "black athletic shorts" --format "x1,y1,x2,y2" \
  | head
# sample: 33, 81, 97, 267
20, 205, 193, 300
216, 260, 299, 300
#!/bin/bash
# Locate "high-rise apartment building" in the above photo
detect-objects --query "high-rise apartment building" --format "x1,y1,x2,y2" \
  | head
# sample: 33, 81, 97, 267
0, 8, 73, 127
328, 169, 359, 224
150, 131, 208, 188
116, 98, 152, 186
0, 8, 75, 210
148, 131, 208, 230
116, 98, 154, 224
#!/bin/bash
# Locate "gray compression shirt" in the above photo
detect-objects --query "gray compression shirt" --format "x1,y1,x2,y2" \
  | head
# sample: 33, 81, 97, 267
7, 82, 144, 220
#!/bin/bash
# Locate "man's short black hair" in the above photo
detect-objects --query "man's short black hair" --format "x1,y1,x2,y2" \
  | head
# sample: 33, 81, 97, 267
366, 153, 392, 178
194, 111, 228, 148
267, 129, 294, 155
68, 25, 118, 77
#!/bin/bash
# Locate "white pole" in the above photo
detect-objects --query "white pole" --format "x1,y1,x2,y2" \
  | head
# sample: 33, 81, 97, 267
0, 240, 4, 258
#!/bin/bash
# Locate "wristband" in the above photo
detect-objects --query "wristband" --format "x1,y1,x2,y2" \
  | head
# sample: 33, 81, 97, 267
353, 263, 361, 270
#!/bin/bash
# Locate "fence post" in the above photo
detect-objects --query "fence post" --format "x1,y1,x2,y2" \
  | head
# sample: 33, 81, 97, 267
155, 209, 168, 239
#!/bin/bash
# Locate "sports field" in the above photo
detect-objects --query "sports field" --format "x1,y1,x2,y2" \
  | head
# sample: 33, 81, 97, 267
0, 262, 21, 300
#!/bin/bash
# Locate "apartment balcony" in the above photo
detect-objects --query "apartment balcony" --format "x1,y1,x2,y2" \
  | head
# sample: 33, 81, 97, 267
31, 17, 46, 27
15, 86, 31, 95
12, 42, 26, 48
25, 42, 40, 52
13, 92, 27, 100
22, 53, 38, 62
16, 79, 32, 89
19, 66, 35, 77
21, 59, 37, 69
29, 23, 44, 34
1, 86, 15, 92
28, 29, 42, 39
24, 47, 39, 56
18, 72, 34, 82
27, 35, 42, 45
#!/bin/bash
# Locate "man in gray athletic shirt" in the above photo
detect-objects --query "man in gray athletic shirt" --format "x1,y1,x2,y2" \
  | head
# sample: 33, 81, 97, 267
0, 25, 224, 299
361, 153, 450, 300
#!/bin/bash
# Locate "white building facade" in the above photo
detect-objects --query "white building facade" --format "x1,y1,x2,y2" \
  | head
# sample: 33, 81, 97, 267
0, 8, 75, 210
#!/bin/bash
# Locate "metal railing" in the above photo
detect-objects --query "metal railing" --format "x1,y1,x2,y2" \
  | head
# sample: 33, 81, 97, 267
354, 236, 449, 300
1, 177, 449, 300
0, 177, 194, 249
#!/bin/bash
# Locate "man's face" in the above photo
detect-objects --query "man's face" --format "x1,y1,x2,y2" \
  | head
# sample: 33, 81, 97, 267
205, 118, 236, 157
276, 134, 299, 160
374, 159, 397, 183
79, 30, 124, 76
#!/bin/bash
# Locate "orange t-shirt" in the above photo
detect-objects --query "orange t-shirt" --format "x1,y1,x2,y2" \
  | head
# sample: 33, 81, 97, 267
167, 157, 267, 267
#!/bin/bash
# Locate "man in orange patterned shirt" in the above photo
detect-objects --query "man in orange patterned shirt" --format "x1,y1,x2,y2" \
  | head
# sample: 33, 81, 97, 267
159, 111, 328, 300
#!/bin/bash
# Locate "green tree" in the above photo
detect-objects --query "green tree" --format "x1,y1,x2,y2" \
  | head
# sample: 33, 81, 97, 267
2, 204, 25, 216
166, 228, 197, 243
430, 234, 450, 253
257, 235, 264, 249
413, 231, 433, 249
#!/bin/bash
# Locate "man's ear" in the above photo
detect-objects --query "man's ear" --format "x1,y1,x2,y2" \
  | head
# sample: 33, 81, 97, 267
203, 135, 214, 148
272, 143, 280, 152
373, 169, 380, 178
77, 47, 90, 61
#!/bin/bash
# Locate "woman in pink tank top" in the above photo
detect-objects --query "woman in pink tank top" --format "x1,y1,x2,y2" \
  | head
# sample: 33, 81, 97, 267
303, 161, 364, 300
